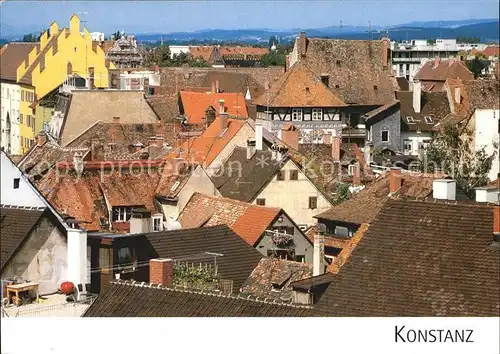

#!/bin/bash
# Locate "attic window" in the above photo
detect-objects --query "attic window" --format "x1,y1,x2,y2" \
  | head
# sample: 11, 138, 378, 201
13, 178, 20, 189
170, 181, 181, 192
336, 60, 341, 67
335, 84, 340, 89
373, 85, 378, 91
305, 87, 310, 95
424, 116, 433, 124
320, 75, 329, 87
407, 116, 415, 123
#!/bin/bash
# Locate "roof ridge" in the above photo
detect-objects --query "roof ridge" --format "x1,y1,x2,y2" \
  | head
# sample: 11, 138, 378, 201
111, 279, 312, 309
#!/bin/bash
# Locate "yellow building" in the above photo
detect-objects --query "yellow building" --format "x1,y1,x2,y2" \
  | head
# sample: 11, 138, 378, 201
16, 14, 116, 134
19, 85, 36, 154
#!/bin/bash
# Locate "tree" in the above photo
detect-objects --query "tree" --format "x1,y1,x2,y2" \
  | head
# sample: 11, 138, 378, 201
332, 182, 351, 205
466, 53, 489, 79
110, 30, 122, 40
22, 34, 38, 42
419, 123, 495, 198
156, 44, 172, 67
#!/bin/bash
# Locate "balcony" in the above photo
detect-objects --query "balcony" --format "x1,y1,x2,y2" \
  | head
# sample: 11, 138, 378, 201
392, 57, 423, 63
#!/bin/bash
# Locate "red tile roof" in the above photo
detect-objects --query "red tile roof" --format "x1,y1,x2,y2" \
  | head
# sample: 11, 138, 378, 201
253, 61, 347, 107
180, 91, 248, 125
482, 45, 500, 57
414, 58, 473, 84
178, 193, 281, 246
170, 117, 247, 166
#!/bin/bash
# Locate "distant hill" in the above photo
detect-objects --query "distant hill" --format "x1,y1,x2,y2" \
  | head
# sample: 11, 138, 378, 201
396, 19, 497, 28
135, 20, 500, 44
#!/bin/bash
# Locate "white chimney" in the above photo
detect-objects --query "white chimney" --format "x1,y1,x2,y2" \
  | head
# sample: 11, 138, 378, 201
413, 81, 422, 114
313, 224, 325, 276
246, 138, 256, 160
455, 86, 461, 104
66, 228, 87, 286
255, 122, 263, 151
432, 179, 456, 201
475, 187, 500, 203
129, 211, 152, 234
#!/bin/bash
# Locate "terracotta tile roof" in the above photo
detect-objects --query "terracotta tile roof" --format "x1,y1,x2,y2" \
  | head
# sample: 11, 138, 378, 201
314, 171, 447, 225
327, 223, 369, 274
295, 37, 397, 105
37, 165, 163, 231
219, 46, 269, 56
170, 117, 247, 166
240, 258, 312, 300
414, 58, 474, 84
178, 193, 281, 246
313, 199, 500, 316
396, 91, 451, 131
142, 225, 264, 291
84, 279, 311, 317
155, 161, 198, 198
481, 45, 500, 57
189, 46, 215, 62
253, 61, 346, 107
0, 206, 46, 270
179, 91, 248, 125
0, 42, 39, 81
212, 147, 284, 202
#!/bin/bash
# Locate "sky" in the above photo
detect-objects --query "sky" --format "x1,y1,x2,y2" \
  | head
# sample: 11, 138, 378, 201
1, 0, 499, 36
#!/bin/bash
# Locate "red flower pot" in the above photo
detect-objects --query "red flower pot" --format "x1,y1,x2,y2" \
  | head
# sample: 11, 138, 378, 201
60, 281, 74, 295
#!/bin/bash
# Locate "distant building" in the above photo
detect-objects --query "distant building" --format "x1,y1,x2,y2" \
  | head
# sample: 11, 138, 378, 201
106, 36, 143, 68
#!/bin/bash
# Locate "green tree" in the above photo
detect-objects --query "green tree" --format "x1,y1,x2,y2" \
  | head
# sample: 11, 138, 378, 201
156, 44, 172, 67
110, 30, 122, 40
466, 53, 489, 78
419, 123, 495, 197
332, 182, 352, 205
22, 34, 38, 42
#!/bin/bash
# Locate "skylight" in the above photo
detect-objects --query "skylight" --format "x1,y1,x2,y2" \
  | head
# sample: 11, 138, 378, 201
424, 116, 433, 124
170, 181, 181, 192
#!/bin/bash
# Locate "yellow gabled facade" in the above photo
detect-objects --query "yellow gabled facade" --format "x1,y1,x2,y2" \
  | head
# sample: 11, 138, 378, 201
19, 84, 36, 154
16, 14, 115, 101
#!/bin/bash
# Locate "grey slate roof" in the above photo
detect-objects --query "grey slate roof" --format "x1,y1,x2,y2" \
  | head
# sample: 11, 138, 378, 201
212, 147, 285, 202
0, 206, 45, 270
142, 225, 263, 291
84, 280, 311, 317
313, 199, 500, 316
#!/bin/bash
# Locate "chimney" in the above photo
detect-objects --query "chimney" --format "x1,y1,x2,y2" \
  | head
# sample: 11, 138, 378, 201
215, 80, 220, 93
475, 187, 500, 203
149, 136, 164, 149
73, 151, 84, 175
455, 86, 461, 104
299, 32, 307, 57
130, 209, 152, 234
331, 134, 341, 161
413, 80, 422, 114
494, 206, 500, 243
281, 123, 299, 151
66, 228, 88, 287
322, 133, 331, 145
88, 67, 95, 90
247, 138, 256, 160
381, 38, 389, 68
352, 163, 361, 186
205, 107, 216, 125
255, 122, 263, 151
149, 258, 174, 287
313, 223, 325, 276
389, 169, 402, 195
37, 131, 48, 147
211, 81, 216, 94
434, 56, 440, 68
432, 179, 456, 201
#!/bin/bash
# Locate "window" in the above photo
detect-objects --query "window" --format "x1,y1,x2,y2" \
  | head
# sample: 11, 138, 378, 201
272, 226, 295, 235
321, 75, 329, 87
13, 178, 20, 189
276, 170, 285, 181
295, 255, 305, 263
407, 116, 415, 123
291, 108, 303, 121
256, 198, 266, 206
312, 108, 323, 121
117, 247, 134, 268
348, 164, 355, 176
335, 84, 340, 89
403, 139, 412, 152
74, 47, 77, 52
309, 196, 318, 209
99, 248, 111, 274
373, 85, 378, 91
381, 130, 389, 143
424, 116, 433, 124
290, 170, 299, 180
336, 59, 341, 67
19, 114, 23, 124
21, 90, 25, 101
112, 207, 133, 222
152, 216, 163, 231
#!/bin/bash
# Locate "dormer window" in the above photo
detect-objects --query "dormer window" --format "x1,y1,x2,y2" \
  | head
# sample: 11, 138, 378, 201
407, 116, 415, 123
335, 84, 340, 89
320, 75, 329, 87
424, 116, 433, 124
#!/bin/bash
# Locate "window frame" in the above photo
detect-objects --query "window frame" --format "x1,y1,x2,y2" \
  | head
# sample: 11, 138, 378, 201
381, 130, 390, 143
256, 198, 266, 206
424, 116, 433, 124
13, 178, 20, 189
308, 196, 318, 210
276, 170, 285, 181
289, 170, 299, 181
152, 215, 163, 231
312, 108, 323, 121
291, 108, 303, 121
112, 206, 133, 222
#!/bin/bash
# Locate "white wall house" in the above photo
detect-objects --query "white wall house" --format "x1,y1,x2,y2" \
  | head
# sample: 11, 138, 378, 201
401, 132, 433, 156
169, 45, 191, 58
0, 83, 21, 155
473, 109, 499, 182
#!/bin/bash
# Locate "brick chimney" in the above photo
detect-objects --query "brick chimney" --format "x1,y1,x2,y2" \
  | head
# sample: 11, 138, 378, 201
149, 258, 174, 287
218, 99, 228, 132
331, 134, 341, 161
381, 38, 390, 68
322, 133, 331, 145
494, 206, 500, 243
352, 163, 361, 186
247, 138, 256, 160
211, 81, 216, 94
216, 80, 220, 93
281, 123, 299, 151
37, 131, 48, 147
255, 122, 263, 151
299, 32, 307, 57
389, 169, 402, 195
